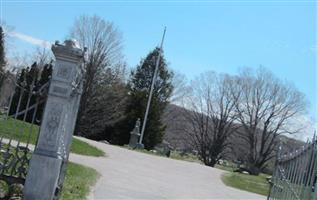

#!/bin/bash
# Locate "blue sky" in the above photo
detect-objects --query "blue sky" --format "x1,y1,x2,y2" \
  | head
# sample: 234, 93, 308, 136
1, 1, 316, 123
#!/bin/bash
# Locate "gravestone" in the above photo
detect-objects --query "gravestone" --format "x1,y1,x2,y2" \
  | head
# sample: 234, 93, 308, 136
129, 118, 141, 149
23, 39, 85, 200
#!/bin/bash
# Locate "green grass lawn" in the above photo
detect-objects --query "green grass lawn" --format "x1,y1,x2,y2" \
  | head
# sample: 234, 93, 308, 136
61, 162, 100, 200
0, 118, 102, 199
0, 117, 104, 157
221, 172, 270, 196
0, 162, 99, 200
70, 139, 104, 157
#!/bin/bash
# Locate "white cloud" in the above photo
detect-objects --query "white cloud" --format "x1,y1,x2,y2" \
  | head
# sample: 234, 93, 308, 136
9, 31, 51, 49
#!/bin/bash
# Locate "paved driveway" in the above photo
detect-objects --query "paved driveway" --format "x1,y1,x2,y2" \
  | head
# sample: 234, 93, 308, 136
70, 137, 264, 200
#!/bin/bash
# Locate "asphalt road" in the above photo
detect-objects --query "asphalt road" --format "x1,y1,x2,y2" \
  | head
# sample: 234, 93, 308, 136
70, 137, 265, 200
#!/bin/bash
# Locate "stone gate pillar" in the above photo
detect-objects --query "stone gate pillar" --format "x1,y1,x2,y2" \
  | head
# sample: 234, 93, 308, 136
23, 40, 85, 200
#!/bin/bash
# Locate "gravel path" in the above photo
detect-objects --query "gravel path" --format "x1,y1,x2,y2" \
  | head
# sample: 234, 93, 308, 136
69, 137, 265, 200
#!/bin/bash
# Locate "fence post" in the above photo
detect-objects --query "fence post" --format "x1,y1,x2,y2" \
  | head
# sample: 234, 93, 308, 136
23, 40, 85, 200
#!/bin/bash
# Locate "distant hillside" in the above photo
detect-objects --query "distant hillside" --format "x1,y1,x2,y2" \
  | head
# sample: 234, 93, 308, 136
162, 104, 191, 150
162, 104, 305, 159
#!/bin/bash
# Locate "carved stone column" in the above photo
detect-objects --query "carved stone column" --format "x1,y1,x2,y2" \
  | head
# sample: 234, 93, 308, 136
23, 40, 84, 200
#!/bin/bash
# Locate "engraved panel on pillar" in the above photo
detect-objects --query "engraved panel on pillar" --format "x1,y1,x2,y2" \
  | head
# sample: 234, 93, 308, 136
38, 102, 64, 151
57, 65, 71, 79
51, 85, 70, 97
54, 60, 74, 82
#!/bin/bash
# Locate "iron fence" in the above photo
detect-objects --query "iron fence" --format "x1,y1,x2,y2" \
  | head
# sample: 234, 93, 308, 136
0, 74, 49, 185
268, 135, 317, 200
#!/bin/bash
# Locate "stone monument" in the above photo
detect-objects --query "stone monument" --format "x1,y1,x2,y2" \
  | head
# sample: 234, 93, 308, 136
23, 39, 85, 200
129, 118, 141, 149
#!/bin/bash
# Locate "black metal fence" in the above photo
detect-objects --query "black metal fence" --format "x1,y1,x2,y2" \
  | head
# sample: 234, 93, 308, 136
0, 73, 49, 185
268, 134, 317, 200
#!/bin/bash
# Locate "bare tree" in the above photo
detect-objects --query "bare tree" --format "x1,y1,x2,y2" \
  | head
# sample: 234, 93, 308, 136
182, 72, 237, 167
169, 72, 190, 105
231, 67, 307, 175
83, 71, 128, 139
162, 71, 191, 133
32, 47, 53, 68
70, 15, 126, 137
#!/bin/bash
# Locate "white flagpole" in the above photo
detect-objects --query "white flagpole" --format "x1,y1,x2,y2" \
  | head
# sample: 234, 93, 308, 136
139, 27, 167, 146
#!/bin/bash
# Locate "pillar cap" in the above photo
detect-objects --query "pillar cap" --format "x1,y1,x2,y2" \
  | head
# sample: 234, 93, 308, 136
52, 39, 84, 62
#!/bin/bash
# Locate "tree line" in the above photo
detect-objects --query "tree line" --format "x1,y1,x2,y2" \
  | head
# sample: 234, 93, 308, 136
68, 16, 173, 150
0, 26, 6, 93
0, 15, 309, 175
8, 62, 52, 123
181, 69, 306, 175
0, 15, 174, 151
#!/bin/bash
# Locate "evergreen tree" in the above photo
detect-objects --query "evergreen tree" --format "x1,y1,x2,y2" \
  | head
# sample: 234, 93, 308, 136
9, 68, 27, 117
35, 63, 52, 123
27, 62, 40, 87
9, 63, 39, 121
38, 63, 52, 86
112, 48, 173, 149
9, 62, 52, 123
25, 62, 40, 122
0, 26, 6, 90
